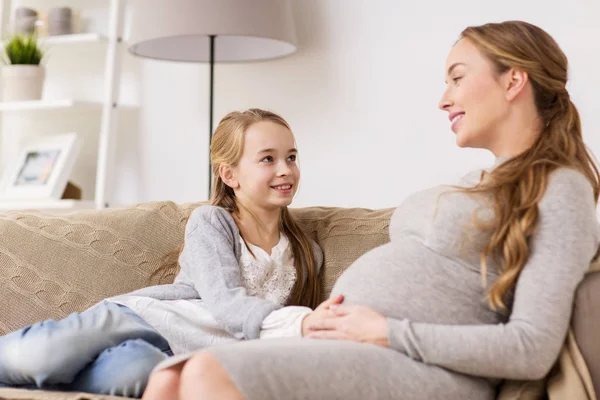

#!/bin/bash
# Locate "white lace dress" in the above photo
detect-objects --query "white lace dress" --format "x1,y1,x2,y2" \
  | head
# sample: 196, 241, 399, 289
110, 233, 300, 355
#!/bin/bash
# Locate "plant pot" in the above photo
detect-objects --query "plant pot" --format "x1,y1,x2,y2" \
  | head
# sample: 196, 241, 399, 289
1, 65, 45, 101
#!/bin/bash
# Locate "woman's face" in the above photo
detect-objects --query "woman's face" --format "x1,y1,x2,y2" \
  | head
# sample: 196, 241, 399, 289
439, 38, 511, 151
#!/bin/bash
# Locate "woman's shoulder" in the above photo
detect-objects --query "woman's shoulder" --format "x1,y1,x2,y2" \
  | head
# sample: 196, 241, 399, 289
462, 164, 595, 203
547, 167, 592, 186
537, 168, 599, 242
542, 167, 595, 206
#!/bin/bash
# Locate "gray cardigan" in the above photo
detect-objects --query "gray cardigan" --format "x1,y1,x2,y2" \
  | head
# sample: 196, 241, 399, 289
126, 205, 323, 341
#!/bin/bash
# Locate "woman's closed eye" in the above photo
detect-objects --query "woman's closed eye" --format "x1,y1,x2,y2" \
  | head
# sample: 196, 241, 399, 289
453, 76, 463, 85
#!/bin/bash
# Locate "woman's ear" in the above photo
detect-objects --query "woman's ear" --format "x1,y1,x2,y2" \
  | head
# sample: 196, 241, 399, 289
505, 68, 529, 102
219, 164, 239, 189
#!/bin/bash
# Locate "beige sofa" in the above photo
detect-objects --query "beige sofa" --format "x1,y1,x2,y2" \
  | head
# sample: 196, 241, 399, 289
0, 201, 597, 400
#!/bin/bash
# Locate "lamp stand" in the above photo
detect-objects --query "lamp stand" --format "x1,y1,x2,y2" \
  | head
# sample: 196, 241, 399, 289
208, 34, 215, 196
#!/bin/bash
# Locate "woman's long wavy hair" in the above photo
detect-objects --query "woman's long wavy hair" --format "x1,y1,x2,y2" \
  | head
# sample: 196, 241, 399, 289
459, 21, 600, 311
209, 108, 320, 309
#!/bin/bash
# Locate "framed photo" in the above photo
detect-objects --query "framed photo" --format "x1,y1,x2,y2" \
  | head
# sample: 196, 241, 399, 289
0, 132, 82, 200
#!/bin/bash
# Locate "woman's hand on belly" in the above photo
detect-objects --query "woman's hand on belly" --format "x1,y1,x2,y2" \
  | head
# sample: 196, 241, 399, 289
305, 303, 389, 348
301, 294, 344, 337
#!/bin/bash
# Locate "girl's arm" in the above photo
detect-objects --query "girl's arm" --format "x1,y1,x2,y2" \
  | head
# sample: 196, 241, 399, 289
179, 206, 281, 340
387, 169, 599, 380
259, 306, 312, 338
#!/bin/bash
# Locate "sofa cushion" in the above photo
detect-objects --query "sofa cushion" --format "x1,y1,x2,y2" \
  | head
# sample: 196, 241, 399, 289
0, 201, 199, 335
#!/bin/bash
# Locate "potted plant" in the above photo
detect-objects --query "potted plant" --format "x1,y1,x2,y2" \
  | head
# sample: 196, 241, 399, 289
1, 35, 45, 102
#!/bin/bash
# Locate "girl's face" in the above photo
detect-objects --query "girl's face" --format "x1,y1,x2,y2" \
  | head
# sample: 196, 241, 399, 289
438, 38, 510, 151
232, 121, 300, 212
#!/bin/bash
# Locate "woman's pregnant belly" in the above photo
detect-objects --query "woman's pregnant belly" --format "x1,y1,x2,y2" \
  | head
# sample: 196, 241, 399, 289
330, 237, 502, 326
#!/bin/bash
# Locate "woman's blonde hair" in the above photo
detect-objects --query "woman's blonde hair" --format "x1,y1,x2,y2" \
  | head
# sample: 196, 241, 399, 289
209, 108, 320, 309
459, 21, 600, 311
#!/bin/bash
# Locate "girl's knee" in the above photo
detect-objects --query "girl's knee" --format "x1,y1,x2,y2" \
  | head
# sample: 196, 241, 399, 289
97, 338, 167, 379
0, 335, 65, 385
71, 339, 167, 397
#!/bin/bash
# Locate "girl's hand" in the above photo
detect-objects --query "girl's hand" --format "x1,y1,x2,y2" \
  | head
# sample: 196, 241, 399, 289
305, 304, 389, 348
301, 294, 344, 337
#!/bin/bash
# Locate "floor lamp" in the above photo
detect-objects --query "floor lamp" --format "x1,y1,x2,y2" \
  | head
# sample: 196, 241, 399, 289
127, 0, 298, 196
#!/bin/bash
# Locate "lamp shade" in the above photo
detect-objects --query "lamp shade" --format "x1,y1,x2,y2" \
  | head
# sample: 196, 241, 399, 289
128, 0, 298, 62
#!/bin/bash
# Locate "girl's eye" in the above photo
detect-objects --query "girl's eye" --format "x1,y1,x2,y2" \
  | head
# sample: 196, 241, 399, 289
261, 156, 273, 162
288, 155, 297, 162
453, 76, 463, 84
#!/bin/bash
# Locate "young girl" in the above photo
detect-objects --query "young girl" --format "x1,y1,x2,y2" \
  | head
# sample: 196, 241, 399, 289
142, 21, 600, 400
0, 109, 324, 398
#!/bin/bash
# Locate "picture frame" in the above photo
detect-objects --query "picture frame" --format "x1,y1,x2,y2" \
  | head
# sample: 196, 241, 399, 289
0, 132, 82, 200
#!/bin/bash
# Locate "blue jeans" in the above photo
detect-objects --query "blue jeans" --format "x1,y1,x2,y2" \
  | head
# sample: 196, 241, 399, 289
0, 301, 171, 398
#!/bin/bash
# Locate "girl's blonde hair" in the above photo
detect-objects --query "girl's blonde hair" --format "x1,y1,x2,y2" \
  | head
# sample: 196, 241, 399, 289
210, 108, 320, 309
459, 21, 600, 311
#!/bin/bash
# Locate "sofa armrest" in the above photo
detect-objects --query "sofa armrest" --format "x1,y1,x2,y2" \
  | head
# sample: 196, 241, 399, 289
572, 270, 600, 396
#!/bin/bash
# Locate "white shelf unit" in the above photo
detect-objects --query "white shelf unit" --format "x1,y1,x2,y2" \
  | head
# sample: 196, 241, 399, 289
41, 32, 107, 45
2, 32, 107, 46
0, 0, 125, 212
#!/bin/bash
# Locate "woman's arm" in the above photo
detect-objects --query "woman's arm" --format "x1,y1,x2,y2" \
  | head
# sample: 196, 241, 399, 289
179, 206, 281, 340
259, 306, 313, 338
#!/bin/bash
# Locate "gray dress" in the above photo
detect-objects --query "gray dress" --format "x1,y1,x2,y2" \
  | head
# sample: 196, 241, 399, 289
178, 165, 600, 400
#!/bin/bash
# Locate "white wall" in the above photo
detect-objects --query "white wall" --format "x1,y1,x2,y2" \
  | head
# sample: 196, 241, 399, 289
5, 0, 600, 210
117, 0, 600, 209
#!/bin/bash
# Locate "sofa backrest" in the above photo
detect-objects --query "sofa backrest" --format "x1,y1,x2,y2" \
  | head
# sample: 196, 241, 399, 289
290, 206, 393, 300
0, 202, 196, 334
0, 201, 393, 335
